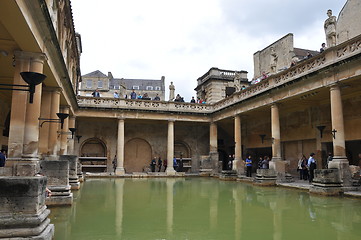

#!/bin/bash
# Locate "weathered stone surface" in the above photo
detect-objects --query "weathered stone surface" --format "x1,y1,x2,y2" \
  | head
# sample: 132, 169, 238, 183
219, 170, 237, 181
60, 155, 80, 190
0, 177, 54, 239
16, 163, 39, 176
336, 0, 361, 45
310, 169, 343, 196
254, 169, 277, 186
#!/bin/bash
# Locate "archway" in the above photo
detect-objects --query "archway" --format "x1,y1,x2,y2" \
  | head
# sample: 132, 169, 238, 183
124, 138, 152, 173
80, 138, 107, 157
174, 141, 191, 158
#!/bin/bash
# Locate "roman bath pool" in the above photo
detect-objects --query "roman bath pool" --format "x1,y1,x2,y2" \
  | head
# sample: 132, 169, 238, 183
49, 178, 361, 240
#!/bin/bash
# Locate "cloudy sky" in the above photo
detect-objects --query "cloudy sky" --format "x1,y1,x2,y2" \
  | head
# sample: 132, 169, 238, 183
71, 0, 345, 101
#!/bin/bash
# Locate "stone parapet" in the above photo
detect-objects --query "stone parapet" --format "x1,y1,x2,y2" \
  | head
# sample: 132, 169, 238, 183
0, 176, 54, 239
219, 170, 237, 181
40, 160, 73, 206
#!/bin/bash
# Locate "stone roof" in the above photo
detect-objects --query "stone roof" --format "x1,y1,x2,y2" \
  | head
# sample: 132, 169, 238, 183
82, 70, 107, 78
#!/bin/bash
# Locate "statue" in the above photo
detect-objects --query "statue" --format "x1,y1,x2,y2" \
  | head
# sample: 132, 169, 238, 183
270, 47, 278, 73
169, 81, 175, 101
324, 9, 337, 47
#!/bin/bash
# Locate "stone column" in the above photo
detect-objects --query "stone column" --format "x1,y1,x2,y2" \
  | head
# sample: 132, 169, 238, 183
270, 104, 286, 175
7, 51, 32, 159
22, 53, 47, 160
328, 84, 351, 185
116, 118, 125, 175
49, 89, 61, 156
67, 116, 76, 155
166, 120, 176, 175
234, 115, 243, 173
209, 122, 217, 152
209, 121, 219, 173
59, 106, 70, 155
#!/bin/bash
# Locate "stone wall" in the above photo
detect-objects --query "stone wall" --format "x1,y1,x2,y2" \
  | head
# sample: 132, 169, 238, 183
336, 0, 361, 45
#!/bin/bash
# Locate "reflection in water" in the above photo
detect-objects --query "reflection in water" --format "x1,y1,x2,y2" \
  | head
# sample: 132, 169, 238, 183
49, 178, 361, 240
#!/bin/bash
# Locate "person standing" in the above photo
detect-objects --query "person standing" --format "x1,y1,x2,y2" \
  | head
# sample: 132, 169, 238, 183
130, 89, 137, 99
92, 89, 100, 97
173, 157, 178, 171
113, 92, 119, 98
245, 155, 252, 177
150, 157, 156, 172
0, 150, 6, 167
326, 152, 333, 168
307, 153, 317, 183
163, 159, 167, 172
157, 157, 162, 172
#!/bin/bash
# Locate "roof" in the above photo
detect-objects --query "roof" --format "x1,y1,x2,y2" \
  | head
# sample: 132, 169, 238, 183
109, 78, 165, 90
82, 70, 107, 78
294, 48, 319, 59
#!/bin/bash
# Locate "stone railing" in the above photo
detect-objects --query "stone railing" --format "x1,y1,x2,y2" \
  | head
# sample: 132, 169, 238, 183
77, 97, 214, 114
197, 68, 239, 86
78, 35, 361, 115
213, 34, 361, 111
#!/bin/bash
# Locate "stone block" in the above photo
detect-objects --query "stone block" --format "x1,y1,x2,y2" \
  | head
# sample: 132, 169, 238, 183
16, 163, 39, 176
0, 176, 54, 239
60, 155, 80, 190
219, 170, 237, 181
310, 169, 343, 196
254, 169, 277, 186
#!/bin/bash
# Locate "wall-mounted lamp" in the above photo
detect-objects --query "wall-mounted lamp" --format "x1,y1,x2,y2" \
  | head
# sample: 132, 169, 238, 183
39, 112, 69, 129
259, 134, 266, 144
75, 135, 82, 143
0, 72, 46, 103
316, 125, 326, 138
69, 128, 76, 139
331, 129, 337, 139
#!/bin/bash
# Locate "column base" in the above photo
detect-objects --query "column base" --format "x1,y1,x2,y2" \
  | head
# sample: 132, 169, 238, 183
6, 157, 41, 176
328, 156, 352, 187
166, 169, 176, 176
115, 167, 125, 175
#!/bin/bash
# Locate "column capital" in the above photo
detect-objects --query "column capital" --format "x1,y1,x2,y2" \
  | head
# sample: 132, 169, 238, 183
14, 51, 47, 64
168, 119, 175, 122
117, 117, 125, 121
329, 83, 341, 91
42, 86, 62, 93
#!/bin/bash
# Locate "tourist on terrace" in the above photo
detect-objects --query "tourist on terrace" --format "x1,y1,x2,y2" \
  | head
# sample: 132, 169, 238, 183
307, 153, 317, 183
113, 92, 119, 98
190, 96, 196, 103
320, 43, 326, 53
92, 89, 100, 97
130, 89, 137, 99
154, 94, 160, 101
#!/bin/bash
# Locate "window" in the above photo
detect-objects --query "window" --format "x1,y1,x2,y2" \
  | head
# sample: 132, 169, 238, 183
98, 80, 103, 88
146, 86, 153, 90
155, 86, 161, 91
132, 86, 139, 90
114, 85, 120, 90
86, 80, 92, 88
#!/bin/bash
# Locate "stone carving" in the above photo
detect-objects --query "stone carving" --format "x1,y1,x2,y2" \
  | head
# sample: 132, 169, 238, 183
270, 47, 278, 73
169, 81, 175, 101
324, 9, 337, 47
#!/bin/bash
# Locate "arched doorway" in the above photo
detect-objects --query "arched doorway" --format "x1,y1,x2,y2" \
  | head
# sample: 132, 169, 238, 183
174, 141, 191, 158
80, 138, 107, 157
124, 138, 152, 173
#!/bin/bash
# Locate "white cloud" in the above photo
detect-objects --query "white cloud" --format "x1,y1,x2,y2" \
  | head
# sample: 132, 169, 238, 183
71, 0, 346, 101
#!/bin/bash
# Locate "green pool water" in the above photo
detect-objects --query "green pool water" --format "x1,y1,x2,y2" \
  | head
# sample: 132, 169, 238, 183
49, 178, 361, 240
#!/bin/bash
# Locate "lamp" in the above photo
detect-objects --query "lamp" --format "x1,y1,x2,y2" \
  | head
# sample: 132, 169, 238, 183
76, 135, 82, 143
316, 125, 326, 138
39, 112, 69, 129
69, 128, 76, 139
0, 72, 46, 103
259, 134, 266, 144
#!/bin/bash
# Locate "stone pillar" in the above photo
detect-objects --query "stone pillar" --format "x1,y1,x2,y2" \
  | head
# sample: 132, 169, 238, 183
23, 53, 47, 159
328, 84, 351, 186
0, 176, 54, 239
67, 116, 76, 155
59, 155, 80, 190
59, 106, 70, 155
49, 89, 61, 156
7, 51, 46, 175
40, 160, 73, 206
234, 115, 243, 173
209, 121, 219, 174
8, 51, 33, 159
270, 103, 286, 175
116, 118, 125, 175
209, 122, 217, 152
166, 120, 176, 175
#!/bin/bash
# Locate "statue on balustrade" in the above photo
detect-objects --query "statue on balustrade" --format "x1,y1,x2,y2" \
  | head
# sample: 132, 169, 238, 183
169, 81, 175, 101
324, 9, 337, 47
